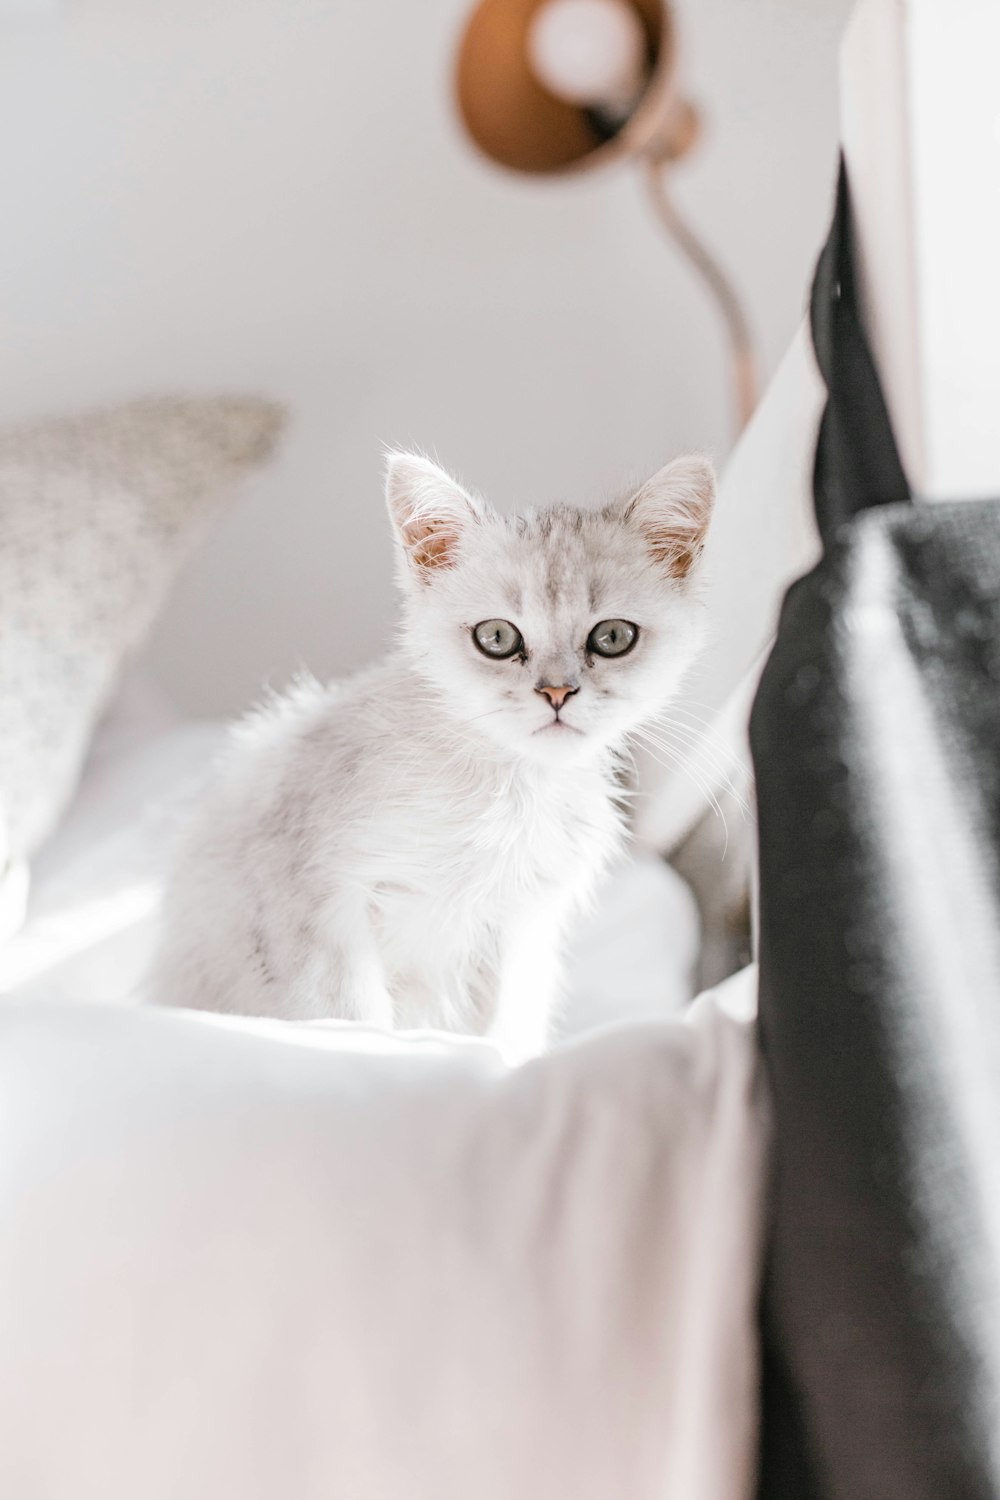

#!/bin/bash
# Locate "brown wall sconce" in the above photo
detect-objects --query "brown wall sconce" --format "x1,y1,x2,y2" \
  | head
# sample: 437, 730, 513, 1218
455, 0, 759, 436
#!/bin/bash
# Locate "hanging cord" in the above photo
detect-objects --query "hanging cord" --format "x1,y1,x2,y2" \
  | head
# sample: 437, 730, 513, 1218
642, 155, 759, 436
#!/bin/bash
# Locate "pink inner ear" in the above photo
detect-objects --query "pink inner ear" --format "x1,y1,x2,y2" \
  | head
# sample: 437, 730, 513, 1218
647, 531, 703, 581
405, 516, 460, 573
624, 455, 715, 583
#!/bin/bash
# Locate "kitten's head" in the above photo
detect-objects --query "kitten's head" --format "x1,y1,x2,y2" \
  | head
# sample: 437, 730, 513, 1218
385, 452, 715, 767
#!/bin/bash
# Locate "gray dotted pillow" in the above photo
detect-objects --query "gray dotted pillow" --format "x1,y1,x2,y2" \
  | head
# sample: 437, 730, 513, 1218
0, 395, 285, 874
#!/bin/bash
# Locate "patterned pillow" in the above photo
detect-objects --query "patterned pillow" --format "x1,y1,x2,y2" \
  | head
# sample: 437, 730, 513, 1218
0, 395, 285, 877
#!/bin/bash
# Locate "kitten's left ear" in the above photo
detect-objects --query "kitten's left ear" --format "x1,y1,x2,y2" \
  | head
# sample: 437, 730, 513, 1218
385, 452, 483, 580
623, 454, 716, 582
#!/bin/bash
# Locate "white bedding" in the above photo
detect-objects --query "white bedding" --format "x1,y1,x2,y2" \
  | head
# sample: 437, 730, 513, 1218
0, 679, 702, 1037
0, 970, 763, 1500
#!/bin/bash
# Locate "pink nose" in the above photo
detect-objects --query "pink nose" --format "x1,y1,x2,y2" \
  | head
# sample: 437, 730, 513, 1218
536, 683, 579, 710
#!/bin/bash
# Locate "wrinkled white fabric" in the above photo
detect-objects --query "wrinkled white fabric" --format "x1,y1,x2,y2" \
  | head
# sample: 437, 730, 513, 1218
0, 971, 764, 1500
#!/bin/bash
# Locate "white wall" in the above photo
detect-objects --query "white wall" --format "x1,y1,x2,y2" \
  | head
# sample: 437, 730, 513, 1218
842, 0, 1000, 504
0, 0, 852, 715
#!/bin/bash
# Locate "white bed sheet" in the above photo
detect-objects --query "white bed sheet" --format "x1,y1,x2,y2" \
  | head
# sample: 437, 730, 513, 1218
0, 682, 702, 1037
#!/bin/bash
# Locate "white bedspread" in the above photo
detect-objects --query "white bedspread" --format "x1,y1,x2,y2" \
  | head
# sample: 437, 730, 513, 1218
0, 969, 763, 1500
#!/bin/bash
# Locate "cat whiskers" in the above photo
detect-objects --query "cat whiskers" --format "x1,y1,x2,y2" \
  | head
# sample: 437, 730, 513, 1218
628, 724, 729, 822
642, 707, 753, 822
459, 707, 507, 727
626, 724, 733, 857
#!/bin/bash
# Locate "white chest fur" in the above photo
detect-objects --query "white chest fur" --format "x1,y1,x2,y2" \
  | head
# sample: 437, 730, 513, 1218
356, 754, 624, 1031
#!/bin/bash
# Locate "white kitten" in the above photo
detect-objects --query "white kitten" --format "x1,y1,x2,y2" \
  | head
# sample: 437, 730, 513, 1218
150, 451, 715, 1059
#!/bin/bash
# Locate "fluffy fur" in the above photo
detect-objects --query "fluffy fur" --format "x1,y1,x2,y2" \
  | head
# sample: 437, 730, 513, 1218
150, 452, 715, 1059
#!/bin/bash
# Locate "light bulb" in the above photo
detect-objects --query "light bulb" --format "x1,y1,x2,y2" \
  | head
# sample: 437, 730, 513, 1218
527, 0, 648, 117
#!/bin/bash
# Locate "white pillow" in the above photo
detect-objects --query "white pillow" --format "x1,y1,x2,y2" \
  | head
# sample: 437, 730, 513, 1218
0, 973, 765, 1500
0, 395, 285, 867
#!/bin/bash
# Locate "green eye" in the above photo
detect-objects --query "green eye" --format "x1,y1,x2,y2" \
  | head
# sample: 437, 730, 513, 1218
587, 619, 638, 658
473, 619, 524, 659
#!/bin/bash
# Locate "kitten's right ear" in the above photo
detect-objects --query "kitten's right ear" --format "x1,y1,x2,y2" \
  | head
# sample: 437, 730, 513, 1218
384, 452, 483, 581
